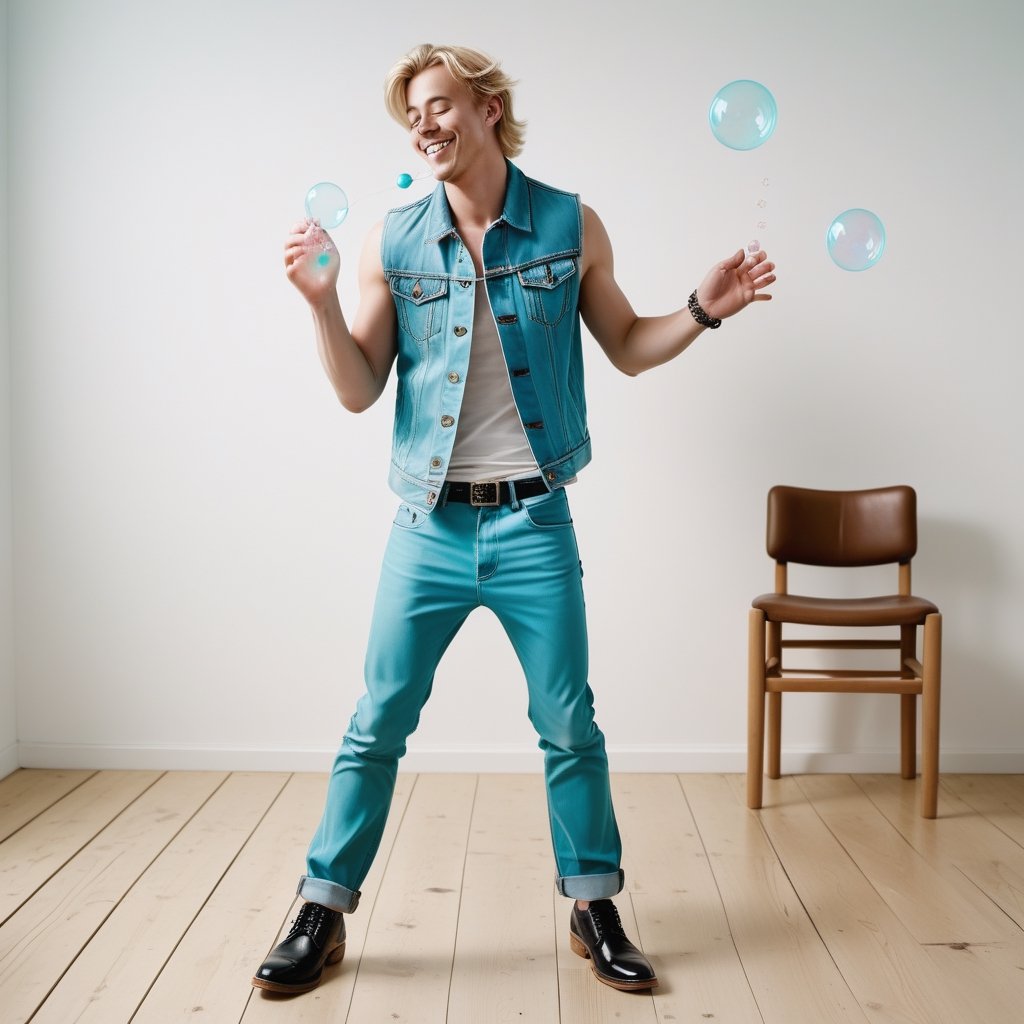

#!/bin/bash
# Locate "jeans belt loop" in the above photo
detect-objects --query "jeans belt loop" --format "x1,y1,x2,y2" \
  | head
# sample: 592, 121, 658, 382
469, 481, 501, 507
508, 479, 521, 511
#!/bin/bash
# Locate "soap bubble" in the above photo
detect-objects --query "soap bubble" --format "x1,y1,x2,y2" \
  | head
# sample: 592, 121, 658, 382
304, 182, 349, 229
709, 80, 777, 150
827, 209, 886, 271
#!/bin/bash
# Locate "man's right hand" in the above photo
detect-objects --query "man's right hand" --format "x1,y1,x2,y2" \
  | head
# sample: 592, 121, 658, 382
284, 218, 341, 307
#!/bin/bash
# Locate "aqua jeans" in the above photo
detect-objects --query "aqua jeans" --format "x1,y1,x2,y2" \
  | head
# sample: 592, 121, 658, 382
298, 486, 624, 913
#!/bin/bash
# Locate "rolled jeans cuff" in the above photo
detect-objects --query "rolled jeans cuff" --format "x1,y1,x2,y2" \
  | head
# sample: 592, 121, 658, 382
556, 869, 624, 901
297, 874, 361, 913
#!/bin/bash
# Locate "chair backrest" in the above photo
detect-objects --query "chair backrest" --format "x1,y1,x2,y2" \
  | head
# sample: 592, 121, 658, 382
766, 485, 918, 567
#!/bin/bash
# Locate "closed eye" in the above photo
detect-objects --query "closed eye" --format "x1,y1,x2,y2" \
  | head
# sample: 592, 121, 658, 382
409, 106, 451, 128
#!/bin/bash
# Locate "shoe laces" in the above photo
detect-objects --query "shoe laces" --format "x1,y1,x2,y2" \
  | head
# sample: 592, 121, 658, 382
286, 901, 333, 945
587, 899, 625, 939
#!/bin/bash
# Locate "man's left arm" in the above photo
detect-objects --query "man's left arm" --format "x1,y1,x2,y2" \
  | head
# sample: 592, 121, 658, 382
578, 205, 775, 377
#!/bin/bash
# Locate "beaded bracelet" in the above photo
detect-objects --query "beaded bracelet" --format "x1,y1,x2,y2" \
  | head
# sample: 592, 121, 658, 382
688, 290, 722, 330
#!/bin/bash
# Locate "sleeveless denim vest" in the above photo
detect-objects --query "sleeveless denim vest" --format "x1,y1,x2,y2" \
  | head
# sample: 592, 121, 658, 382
381, 161, 591, 513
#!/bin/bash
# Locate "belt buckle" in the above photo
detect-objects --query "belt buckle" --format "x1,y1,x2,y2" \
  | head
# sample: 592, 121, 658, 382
470, 481, 500, 507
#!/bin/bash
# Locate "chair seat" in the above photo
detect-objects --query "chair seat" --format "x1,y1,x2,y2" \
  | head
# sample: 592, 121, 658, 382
752, 592, 939, 627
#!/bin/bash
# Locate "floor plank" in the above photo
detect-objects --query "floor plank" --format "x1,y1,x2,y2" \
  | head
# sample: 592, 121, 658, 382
0, 768, 96, 841
943, 775, 1024, 850
31, 772, 289, 1024
685, 774, 869, 1024
0, 770, 225, 1024
856, 774, 1024, 934
446, 774, 560, 1024
0, 769, 162, 924
337, 773, 477, 1024
743, 774, 982, 1024
131, 772, 330, 1023
923, 940, 1024, 1023
613, 773, 763, 1023
796, 773, 1015, 944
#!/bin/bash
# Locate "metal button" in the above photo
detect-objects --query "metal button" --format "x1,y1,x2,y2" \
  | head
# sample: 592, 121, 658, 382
412, 280, 423, 299
448, 371, 460, 384
430, 457, 442, 469
454, 326, 467, 337
459, 280, 471, 288
441, 415, 455, 428
547, 471, 557, 481
427, 491, 437, 504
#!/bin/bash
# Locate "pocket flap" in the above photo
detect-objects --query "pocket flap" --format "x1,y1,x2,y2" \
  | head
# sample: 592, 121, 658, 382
389, 276, 448, 305
518, 258, 578, 291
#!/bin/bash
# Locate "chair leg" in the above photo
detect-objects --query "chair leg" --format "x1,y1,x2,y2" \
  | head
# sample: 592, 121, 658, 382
900, 696, 917, 779
899, 625, 917, 779
747, 608, 767, 809
766, 621, 782, 778
920, 613, 942, 818
767, 693, 782, 779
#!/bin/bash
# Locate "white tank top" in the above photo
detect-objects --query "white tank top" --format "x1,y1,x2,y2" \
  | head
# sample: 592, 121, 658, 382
447, 287, 539, 482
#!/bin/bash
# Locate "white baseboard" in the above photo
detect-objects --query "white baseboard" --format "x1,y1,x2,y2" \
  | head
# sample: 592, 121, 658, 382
14, 742, 1024, 774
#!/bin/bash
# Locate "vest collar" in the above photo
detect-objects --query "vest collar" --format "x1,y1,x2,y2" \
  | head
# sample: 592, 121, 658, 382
424, 160, 532, 243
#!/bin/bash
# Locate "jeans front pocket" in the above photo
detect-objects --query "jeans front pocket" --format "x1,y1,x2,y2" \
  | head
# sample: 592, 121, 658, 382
392, 502, 428, 530
521, 487, 574, 529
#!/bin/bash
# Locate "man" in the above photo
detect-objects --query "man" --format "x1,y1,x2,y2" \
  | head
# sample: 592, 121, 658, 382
256, 43, 775, 996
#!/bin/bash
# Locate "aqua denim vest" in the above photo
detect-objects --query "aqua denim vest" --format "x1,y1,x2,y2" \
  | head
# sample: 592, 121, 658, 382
381, 161, 591, 514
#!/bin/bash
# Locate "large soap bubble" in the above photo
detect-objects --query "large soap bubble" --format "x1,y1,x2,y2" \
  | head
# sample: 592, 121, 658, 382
827, 209, 886, 271
709, 80, 777, 151
304, 182, 349, 229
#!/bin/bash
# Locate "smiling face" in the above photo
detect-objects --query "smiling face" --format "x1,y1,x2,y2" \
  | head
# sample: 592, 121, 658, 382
404, 63, 503, 184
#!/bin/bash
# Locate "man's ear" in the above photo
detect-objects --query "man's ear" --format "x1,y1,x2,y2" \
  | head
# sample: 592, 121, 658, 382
484, 95, 503, 127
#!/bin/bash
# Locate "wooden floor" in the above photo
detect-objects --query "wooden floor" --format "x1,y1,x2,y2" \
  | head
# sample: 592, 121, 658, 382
2, 771, 1024, 1023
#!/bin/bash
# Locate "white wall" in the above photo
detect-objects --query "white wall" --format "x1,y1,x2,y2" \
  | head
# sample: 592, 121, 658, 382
0, 0, 17, 779
8, 0, 1024, 774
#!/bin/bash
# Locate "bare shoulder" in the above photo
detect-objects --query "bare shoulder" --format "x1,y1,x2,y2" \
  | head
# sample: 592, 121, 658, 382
358, 220, 387, 283
581, 204, 613, 276
363, 219, 386, 258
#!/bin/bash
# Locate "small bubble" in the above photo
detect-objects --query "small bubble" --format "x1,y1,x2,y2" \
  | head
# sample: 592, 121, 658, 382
757, 199, 767, 208
757, 221, 768, 230
762, 177, 770, 186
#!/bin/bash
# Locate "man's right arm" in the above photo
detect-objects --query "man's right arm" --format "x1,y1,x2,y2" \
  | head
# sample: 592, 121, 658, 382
286, 219, 398, 413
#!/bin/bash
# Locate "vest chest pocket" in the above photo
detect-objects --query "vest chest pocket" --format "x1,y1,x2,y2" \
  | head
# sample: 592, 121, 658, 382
518, 257, 577, 327
389, 276, 448, 342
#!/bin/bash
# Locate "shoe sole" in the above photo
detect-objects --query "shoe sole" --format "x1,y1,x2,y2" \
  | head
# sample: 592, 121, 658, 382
251, 941, 346, 994
569, 931, 658, 991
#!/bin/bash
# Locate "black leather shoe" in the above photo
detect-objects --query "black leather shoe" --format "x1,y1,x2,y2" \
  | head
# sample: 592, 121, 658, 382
569, 899, 658, 991
252, 901, 346, 994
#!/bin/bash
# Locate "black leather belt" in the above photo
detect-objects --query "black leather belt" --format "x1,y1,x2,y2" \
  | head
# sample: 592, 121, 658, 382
444, 476, 550, 506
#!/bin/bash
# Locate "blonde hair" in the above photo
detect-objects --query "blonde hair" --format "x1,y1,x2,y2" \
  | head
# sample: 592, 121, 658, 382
384, 44, 526, 159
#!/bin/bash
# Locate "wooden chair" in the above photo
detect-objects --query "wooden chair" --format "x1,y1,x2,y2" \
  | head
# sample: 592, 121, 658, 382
747, 485, 942, 817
